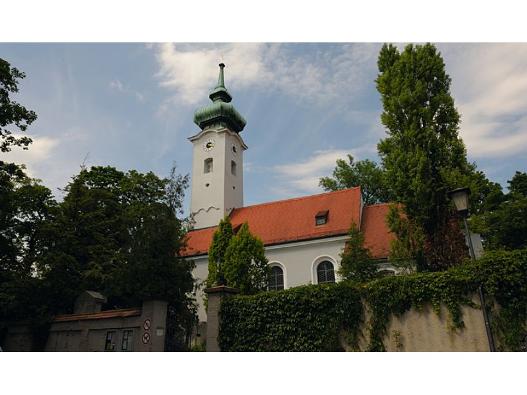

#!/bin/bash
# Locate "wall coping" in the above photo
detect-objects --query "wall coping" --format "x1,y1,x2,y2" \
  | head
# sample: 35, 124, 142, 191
204, 285, 239, 295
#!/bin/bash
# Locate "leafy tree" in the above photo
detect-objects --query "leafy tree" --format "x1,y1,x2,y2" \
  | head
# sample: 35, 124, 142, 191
0, 167, 59, 348
509, 171, 527, 197
376, 43, 470, 270
206, 217, 234, 288
45, 165, 194, 307
445, 162, 505, 216
386, 205, 426, 272
338, 222, 377, 282
470, 171, 527, 250
320, 154, 391, 205
0, 58, 37, 153
223, 223, 269, 294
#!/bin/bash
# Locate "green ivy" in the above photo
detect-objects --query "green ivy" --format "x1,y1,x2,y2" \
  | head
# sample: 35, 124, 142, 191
219, 283, 363, 351
219, 249, 527, 352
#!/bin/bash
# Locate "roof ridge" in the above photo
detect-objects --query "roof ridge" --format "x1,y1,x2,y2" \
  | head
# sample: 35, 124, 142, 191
232, 187, 361, 212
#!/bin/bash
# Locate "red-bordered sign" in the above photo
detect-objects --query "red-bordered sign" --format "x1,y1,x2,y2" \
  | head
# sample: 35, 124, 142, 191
142, 332, 151, 344
143, 319, 151, 331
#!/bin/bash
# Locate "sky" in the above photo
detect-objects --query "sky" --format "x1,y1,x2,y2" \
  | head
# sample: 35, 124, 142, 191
2, 43, 527, 213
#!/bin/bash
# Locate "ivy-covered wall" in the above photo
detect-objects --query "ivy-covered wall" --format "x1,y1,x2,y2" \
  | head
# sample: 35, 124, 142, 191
219, 249, 527, 351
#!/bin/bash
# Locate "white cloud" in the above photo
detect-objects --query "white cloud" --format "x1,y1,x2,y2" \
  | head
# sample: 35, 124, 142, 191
441, 43, 527, 158
271, 147, 374, 198
109, 79, 145, 102
3, 135, 59, 178
152, 43, 380, 107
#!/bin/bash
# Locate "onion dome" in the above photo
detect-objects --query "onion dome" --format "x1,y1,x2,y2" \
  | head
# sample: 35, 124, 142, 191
193, 63, 247, 133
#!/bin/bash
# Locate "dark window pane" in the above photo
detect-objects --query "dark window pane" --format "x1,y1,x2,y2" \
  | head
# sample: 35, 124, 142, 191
269, 266, 284, 291
317, 261, 335, 284
122, 330, 133, 351
105, 331, 115, 351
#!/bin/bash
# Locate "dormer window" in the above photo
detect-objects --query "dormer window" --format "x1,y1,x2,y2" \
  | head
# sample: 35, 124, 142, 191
315, 210, 328, 226
204, 158, 213, 173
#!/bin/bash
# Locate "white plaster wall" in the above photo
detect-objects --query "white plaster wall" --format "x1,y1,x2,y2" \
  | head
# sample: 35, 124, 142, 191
191, 236, 348, 322
189, 127, 245, 229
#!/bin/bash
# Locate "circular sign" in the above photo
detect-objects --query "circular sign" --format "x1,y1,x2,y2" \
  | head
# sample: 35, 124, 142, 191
142, 332, 151, 344
143, 319, 151, 331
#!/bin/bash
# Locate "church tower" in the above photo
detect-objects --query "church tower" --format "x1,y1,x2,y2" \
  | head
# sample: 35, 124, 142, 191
189, 63, 247, 229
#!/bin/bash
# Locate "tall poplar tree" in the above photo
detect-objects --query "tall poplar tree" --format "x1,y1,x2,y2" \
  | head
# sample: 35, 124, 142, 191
376, 43, 469, 271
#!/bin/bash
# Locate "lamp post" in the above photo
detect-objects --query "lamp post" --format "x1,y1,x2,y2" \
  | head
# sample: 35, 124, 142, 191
448, 187, 496, 352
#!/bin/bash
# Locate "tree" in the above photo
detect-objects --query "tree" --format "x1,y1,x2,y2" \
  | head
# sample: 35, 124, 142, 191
319, 154, 391, 205
470, 171, 527, 250
46, 165, 194, 304
0, 167, 59, 349
206, 218, 269, 294
206, 217, 234, 288
338, 222, 377, 282
0, 58, 37, 153
376, 43, 470, 270
223, 223, 269, 294
386, 205, 426, 272
509, 171, 527, 197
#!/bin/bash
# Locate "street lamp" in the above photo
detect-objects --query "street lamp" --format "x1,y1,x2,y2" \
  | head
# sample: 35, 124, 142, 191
448, 187, 496, 351
447, 187, 475, 259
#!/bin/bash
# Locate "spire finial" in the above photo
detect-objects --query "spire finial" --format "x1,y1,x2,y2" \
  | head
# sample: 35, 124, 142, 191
217, 63, 226, 88
209, 62, 232, 103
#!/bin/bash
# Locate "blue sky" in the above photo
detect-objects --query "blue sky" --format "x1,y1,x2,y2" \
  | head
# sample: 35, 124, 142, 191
2, 43, 527, 213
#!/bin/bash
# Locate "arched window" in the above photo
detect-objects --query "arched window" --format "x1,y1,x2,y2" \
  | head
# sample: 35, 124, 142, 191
231, 160, 237, 176
317, 261, 335, 284
268, 265, 284, 291
204, 158, 213, 173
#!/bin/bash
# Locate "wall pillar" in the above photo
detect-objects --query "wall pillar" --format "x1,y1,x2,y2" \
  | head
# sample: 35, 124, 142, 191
204, 286, 239, 352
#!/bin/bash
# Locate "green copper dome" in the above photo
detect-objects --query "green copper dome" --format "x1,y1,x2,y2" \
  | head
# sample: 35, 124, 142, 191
193, 63, 247, 133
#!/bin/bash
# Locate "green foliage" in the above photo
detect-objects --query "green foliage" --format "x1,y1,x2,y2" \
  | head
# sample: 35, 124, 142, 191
386, 205, 425, 272
219, 282, 364, 351
470, 171, 527, 250
376, 43, 472, 270
1, 162, 196, 350
475, 249, 527, 351
319, 154, 391, 205
509, 171, 527, 197
48, 165, 194, 310
339, 222, 377, 282
219, 249, 527, 352
0, 165, 59, 337
206, 217, 234, 287
223, 223, 269, 294
207, 220, 269, 294
0, 58, 37, 153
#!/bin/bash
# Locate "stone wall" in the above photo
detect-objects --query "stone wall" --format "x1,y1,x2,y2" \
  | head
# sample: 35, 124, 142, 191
350, 295, 491, 352
2, 299, 168, 352
206, 289, 494, 352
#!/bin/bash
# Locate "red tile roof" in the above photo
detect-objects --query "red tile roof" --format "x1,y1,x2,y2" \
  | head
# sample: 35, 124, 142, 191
181, 188, 392, 259
361, 203, 395, 259
53, 308, 141, 322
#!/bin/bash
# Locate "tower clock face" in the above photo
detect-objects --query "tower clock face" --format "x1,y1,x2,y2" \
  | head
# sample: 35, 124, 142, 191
203, 138, 215, 152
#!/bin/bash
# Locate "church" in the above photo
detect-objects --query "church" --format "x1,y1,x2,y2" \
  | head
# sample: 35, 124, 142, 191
180, 64, 396, 322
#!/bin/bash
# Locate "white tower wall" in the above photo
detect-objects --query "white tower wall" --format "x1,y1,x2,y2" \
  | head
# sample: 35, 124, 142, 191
189, 127, 246, 229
